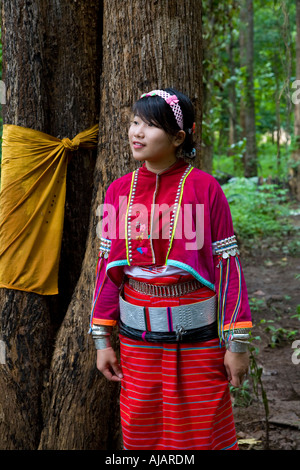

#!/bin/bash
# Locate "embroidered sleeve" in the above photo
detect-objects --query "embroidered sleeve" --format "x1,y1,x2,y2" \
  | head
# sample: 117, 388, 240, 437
89, 186, 120, 329
89, 237, 120, 328
210, 182, 252, 346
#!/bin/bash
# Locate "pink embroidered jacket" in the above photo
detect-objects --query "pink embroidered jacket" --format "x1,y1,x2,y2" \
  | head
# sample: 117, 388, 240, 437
90, 158, 252, 340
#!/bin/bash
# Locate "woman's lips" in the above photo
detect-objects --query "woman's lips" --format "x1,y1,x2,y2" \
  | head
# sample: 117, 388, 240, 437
132, 141, 145, 149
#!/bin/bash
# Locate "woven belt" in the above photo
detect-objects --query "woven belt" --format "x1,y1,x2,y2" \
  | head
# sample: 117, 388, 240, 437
128, 278, 204, 297
119, 294, 217, 337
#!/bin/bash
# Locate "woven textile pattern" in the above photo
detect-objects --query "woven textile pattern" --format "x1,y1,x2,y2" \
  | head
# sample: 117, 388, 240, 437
120, 335, 238, 450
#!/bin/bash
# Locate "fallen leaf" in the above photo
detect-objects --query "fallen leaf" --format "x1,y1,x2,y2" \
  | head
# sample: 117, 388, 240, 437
253, 290, 266, 296
238, 438, 262, 446
264, 260, 274, 267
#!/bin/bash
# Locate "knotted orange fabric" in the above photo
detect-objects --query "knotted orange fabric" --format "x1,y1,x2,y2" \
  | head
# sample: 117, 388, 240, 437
0, 123, 99, 295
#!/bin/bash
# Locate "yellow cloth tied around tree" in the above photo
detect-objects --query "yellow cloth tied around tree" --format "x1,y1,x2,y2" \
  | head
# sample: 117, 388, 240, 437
0, 123, 99, 295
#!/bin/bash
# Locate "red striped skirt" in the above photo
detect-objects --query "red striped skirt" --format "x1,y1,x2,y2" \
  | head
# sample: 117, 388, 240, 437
120, 280, 238, 450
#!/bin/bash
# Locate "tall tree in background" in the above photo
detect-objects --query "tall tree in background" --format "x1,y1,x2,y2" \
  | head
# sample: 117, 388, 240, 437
240, 0, 257, 176
227, 1, 243, 173
274, 0, 293, 176
228, 17, 239, 154
0, 0, 203, 450
290, 0, 300, 200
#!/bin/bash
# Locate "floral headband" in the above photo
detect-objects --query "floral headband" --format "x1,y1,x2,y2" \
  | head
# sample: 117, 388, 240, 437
140, 90, 184, 130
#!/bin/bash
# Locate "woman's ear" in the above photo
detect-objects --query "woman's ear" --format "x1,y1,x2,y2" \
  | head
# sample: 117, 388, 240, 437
173, 130, 186, 148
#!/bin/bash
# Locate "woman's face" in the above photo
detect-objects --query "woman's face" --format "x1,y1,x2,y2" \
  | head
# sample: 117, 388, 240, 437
128, 115, 182, 166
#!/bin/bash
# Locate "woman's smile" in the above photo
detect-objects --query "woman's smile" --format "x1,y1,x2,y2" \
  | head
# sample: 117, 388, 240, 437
132, 140, 146, 149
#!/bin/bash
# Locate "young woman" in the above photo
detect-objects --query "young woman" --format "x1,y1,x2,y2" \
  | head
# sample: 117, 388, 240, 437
90, 88, 252, 450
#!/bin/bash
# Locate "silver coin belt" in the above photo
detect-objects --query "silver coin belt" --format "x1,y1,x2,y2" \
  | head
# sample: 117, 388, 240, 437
128, 278, 204, 297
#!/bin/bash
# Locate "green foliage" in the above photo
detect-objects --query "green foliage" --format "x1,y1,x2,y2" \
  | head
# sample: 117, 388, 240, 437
286, 239, 300, 256
221, 177, 292, 241
248, 297, 266, 312
249, 341, 270, 450
291, 304, 300, 321
213, 139, 291, 179
230, 380, 253, 407
262, 319, 298, 348
229, 331, 270, 448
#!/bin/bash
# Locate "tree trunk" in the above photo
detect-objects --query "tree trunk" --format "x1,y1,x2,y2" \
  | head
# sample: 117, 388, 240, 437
239, 0, 257, 177
201, 0, 217, 176
289, 0, 300, 200
228, 14, 242, 174
275, 75, 282, 176
0, 0, 52, 450
0, 0, 203, 450
39, 0, 203, 450
0, 0, 101, 450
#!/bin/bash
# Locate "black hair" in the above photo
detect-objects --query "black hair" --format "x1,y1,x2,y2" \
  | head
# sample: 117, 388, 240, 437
132, 87, 196, 158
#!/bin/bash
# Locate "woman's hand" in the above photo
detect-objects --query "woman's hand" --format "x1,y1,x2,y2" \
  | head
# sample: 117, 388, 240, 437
224, 350, 249, 388
96, 347, 123, 382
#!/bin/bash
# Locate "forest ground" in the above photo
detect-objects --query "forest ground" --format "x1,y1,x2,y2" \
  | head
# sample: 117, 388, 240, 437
233, 205, 300, 450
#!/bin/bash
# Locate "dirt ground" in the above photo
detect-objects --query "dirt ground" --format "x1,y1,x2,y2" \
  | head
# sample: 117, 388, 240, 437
232, 209, 300, 450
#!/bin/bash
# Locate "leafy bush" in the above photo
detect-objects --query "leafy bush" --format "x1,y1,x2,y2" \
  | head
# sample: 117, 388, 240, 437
222, 177, 292, 242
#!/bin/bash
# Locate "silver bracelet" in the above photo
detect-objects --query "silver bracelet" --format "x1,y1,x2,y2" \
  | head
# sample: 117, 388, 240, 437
91, 325, 112, 350
225, 328, 250, 353
227, 340, 249, 353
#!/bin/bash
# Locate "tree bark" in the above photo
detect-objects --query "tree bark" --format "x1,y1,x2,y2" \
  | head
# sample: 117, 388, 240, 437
39, 0, 203, 450
0, 0, 101, 450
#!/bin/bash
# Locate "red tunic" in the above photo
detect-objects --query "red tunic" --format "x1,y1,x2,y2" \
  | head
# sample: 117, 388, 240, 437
90, 158, 252, 340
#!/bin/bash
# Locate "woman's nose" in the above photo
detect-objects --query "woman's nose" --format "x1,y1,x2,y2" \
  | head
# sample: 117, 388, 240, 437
134, 124, 145, 137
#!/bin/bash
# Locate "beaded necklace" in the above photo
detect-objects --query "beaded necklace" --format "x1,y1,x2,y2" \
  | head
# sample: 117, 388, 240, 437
125, 164, 193, 265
